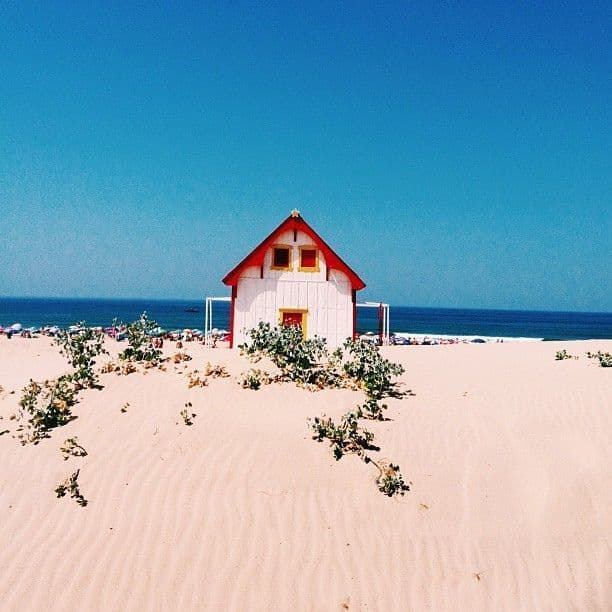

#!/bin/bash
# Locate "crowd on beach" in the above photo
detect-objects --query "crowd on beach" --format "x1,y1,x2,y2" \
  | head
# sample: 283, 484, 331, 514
0, 323, 37, 339
0, 322, 231, 344
1, 322, 510, 346
389, 335, 503, 345
362, 332, 504, 345
390, 336, 467, 345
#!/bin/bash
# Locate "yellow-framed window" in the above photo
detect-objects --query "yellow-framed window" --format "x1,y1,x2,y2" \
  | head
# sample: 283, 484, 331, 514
298, 246, 319, 272
270, 244, 292, 270
279, 308, 308, 339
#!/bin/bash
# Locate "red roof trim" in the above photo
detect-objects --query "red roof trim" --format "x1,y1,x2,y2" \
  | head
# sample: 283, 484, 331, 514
222, 214, 366, 291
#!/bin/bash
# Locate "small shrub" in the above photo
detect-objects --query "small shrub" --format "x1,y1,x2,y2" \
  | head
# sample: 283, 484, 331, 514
356, 397, 389, 421
120, 362, 138, 375
599, 353, 612, 367
343, 339, 405, 400
100, 360, 118, 374
375, 462, 409, 496
118, 312, 163, 364
55, 324, 107, 389
55, 469, 88, 506
179, 402, 196, 426
587, 351, 612, 367
18, 380, 43, 412
555, 349, 577, 361
186, 363, 230, 388
102, 358, 138, 376
341, 339, 405, 421
310, 411, 409, 496
203, 362, 230, 378
296, 348, 348, 391
16, 377, 76, 444
239, 322, 330, 385
187, 370, 208, 388
239, 368, 271, 390
310, 411, 377, 461
60, 437, 88, 460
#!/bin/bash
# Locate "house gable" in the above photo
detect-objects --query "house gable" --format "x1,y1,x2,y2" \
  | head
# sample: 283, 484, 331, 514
222, 212, 366, 290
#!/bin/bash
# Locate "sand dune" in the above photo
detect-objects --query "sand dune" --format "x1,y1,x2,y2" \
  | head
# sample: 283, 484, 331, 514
1, 337, 611, 611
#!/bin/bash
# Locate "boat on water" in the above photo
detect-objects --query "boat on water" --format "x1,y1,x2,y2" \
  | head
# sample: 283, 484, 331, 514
184, 306, 199, 313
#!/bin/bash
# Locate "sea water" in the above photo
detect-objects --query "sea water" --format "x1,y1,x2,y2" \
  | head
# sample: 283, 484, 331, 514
0, 297, 611, 341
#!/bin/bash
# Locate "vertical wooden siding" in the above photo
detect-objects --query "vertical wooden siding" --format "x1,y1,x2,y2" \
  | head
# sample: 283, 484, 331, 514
233, 230, 353, 346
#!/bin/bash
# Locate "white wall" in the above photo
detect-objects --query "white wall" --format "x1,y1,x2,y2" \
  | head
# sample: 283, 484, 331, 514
233, 229, 354, 347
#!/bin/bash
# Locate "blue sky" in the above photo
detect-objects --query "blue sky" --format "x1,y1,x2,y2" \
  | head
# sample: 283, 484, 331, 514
1, 1, 610, 311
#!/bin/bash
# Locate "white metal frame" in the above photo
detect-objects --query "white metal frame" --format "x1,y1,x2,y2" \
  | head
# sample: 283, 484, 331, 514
204, 296, 390, 347
356, 301, 391, 346
204, 296, 231, 348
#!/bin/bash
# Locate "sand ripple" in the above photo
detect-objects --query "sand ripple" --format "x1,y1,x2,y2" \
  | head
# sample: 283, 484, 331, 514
1, 338, 611, 610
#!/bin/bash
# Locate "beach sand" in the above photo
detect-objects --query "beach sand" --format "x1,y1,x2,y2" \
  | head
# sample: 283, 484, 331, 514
0, 336, 611, 611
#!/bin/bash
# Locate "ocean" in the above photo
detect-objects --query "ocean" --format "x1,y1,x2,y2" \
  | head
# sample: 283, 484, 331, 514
1, 297, 611, 341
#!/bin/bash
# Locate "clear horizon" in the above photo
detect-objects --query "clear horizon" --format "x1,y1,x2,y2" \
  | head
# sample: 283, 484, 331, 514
1, 2, 610, 312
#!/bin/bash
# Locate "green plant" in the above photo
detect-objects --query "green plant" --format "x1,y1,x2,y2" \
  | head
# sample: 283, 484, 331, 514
240, 324, 410, 496
555, 349, 577, 361
341, 339, 405, 420
239, 368, 271, 390
310, 412, 408, 496
55, 469, 88, 506
310, 411, 377, 461
356, 397, 389, 421
599, 353, 612, 367
16, 377, 76, 444
55, 324, 107, 389
587, 351, 612, 367
180, 402, 196, 425
375, 462, 409, 496
239, 322, 330, 385
118, 312, 163, 364
342, 339, 405, 400
60, 437, 88, 460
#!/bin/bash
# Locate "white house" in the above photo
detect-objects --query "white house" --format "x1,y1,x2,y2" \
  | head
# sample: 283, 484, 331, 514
222, 210, 366, 347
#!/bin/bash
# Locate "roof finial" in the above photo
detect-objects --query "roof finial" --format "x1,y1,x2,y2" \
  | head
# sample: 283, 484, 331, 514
290, 208, 301, 218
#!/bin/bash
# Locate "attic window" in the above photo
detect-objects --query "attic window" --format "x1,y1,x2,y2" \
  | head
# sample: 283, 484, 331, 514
299, 246, 319, 272
271, 245, 291, 270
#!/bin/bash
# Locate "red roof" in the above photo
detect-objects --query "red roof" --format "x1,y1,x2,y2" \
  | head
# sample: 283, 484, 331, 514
222, 213, 366, 290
